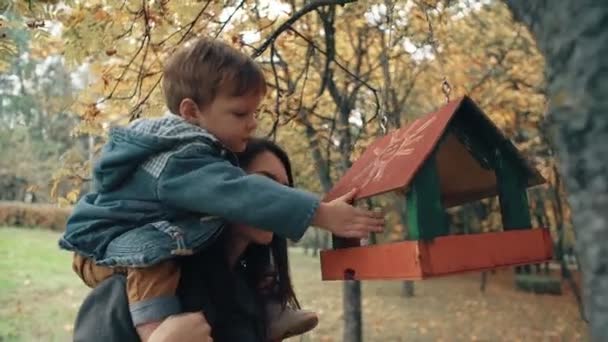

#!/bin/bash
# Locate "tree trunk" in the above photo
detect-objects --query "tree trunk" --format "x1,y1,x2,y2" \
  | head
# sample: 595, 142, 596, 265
480, 272, 488, 293
317, 6, 366, 340
343, 280, 362, 342
323, 230, 331, 249
402, 280, 415, 297
301, 101, 363, 341
312, 228, 320, 257
506, 2, 608, 339
553, 165, 587, 321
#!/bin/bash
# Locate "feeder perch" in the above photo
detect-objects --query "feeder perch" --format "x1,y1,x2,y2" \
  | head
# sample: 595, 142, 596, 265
320, 96, 553, 281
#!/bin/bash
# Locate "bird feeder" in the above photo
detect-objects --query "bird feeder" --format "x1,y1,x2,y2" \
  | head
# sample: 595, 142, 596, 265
320, 96, 553, 281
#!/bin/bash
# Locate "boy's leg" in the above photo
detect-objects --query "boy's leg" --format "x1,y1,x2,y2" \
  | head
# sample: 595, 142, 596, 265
72, 254, 182, 341
72, 253, 123, 287
259, 271, 319, 340
126, 261, 182, 329
266, 301, 319, 340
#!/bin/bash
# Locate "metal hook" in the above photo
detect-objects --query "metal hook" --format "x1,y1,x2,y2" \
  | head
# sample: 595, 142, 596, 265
380, 114, 388, 135
441, 77, 452, 103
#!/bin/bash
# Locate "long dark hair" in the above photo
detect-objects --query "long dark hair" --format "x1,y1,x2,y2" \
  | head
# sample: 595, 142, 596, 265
236, 138, 301, 310
177, 138, 301, 341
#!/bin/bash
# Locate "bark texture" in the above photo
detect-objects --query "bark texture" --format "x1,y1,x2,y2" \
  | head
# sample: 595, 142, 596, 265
506, 1, 608, 340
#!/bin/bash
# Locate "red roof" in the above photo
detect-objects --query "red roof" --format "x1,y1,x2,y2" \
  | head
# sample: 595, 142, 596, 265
324, 96, 543, 203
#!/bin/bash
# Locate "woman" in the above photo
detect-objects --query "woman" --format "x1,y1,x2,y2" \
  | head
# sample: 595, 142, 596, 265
73, 138, 318, 342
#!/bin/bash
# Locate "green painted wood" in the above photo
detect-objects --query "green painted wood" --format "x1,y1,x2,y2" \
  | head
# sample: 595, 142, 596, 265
448, 120, 496, 170
450, 111, 532, 230
407, 151, 449, 241
495, 148, 532, 229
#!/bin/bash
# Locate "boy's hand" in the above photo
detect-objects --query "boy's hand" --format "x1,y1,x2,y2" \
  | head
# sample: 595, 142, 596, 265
312, 189, 384, 238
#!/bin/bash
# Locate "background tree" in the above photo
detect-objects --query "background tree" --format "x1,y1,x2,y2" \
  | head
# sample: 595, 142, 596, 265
507, 1, 608, 339
0, 7, 82, 202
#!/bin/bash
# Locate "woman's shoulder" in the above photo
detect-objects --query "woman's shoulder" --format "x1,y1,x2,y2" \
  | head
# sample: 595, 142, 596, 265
73, 275, 140, 342
177, 253, 266, 341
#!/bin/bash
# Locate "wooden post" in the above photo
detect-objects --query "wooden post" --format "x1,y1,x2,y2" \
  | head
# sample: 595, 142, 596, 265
332, 235, 361, 249
329, 190, 362, 251
407, 152, 448, 241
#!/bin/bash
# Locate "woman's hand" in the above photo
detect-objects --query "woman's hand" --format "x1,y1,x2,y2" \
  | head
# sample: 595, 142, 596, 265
148, 312, 213, 342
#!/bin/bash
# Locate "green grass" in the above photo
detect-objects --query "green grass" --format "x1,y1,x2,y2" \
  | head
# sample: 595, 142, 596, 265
0, 227, 89, 342
0, 227, 588, 341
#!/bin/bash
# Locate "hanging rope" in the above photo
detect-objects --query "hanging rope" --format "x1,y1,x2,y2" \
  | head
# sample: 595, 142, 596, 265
377, 1, 453, 134
421, 2, 452, 104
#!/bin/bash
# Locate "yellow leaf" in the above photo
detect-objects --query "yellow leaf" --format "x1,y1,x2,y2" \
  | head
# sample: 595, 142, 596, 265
58, 197, 71, 207
66, 190, 80, 204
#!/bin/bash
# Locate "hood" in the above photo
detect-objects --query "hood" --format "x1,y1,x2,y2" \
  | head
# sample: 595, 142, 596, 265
93, 114, 218, 192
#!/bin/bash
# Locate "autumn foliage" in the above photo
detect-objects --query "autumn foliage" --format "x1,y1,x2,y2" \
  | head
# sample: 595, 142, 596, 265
1, 0, 572, 248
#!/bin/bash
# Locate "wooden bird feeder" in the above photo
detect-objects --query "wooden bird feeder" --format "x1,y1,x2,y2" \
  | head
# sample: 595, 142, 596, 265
320, 96, 553, 281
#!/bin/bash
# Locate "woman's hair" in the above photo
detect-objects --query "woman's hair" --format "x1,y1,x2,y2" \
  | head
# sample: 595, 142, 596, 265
236, 138, 301, 310
177, 138, 300, 341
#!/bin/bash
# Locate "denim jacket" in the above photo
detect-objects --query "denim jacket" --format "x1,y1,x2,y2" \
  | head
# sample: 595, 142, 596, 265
59, 114, 320, 268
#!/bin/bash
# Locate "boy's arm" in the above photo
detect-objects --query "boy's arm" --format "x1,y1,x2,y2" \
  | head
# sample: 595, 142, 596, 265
157, 146, 320, 241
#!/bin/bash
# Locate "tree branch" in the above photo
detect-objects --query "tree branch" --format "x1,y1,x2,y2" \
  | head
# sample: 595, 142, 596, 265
155, 0, 213, 46
266, 42, 282, 139
288, 27, 380, 124
214, 0, 245, 38
101, 2, 152, 104
129, 75, 162, 121
251, 0, 357, 58
467, 29, 522, 96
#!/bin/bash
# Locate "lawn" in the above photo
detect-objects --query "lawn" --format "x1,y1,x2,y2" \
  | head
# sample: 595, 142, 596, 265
0, 227, 588, 341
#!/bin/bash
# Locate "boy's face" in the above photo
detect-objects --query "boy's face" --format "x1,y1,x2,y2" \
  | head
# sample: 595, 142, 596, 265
182, 92, 262, 152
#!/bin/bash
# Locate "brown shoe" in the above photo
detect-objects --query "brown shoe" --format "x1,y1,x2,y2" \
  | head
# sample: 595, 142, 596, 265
267, 302, 319, 340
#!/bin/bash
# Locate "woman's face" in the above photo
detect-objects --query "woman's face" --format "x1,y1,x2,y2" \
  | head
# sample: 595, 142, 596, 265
233, 150, 290, 245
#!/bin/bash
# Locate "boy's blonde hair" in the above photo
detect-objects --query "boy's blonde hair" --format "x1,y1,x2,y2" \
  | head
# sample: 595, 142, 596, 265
162, 37, 267, 114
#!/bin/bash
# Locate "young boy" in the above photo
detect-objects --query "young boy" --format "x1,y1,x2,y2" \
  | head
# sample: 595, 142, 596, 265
60, 37, 383, 341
